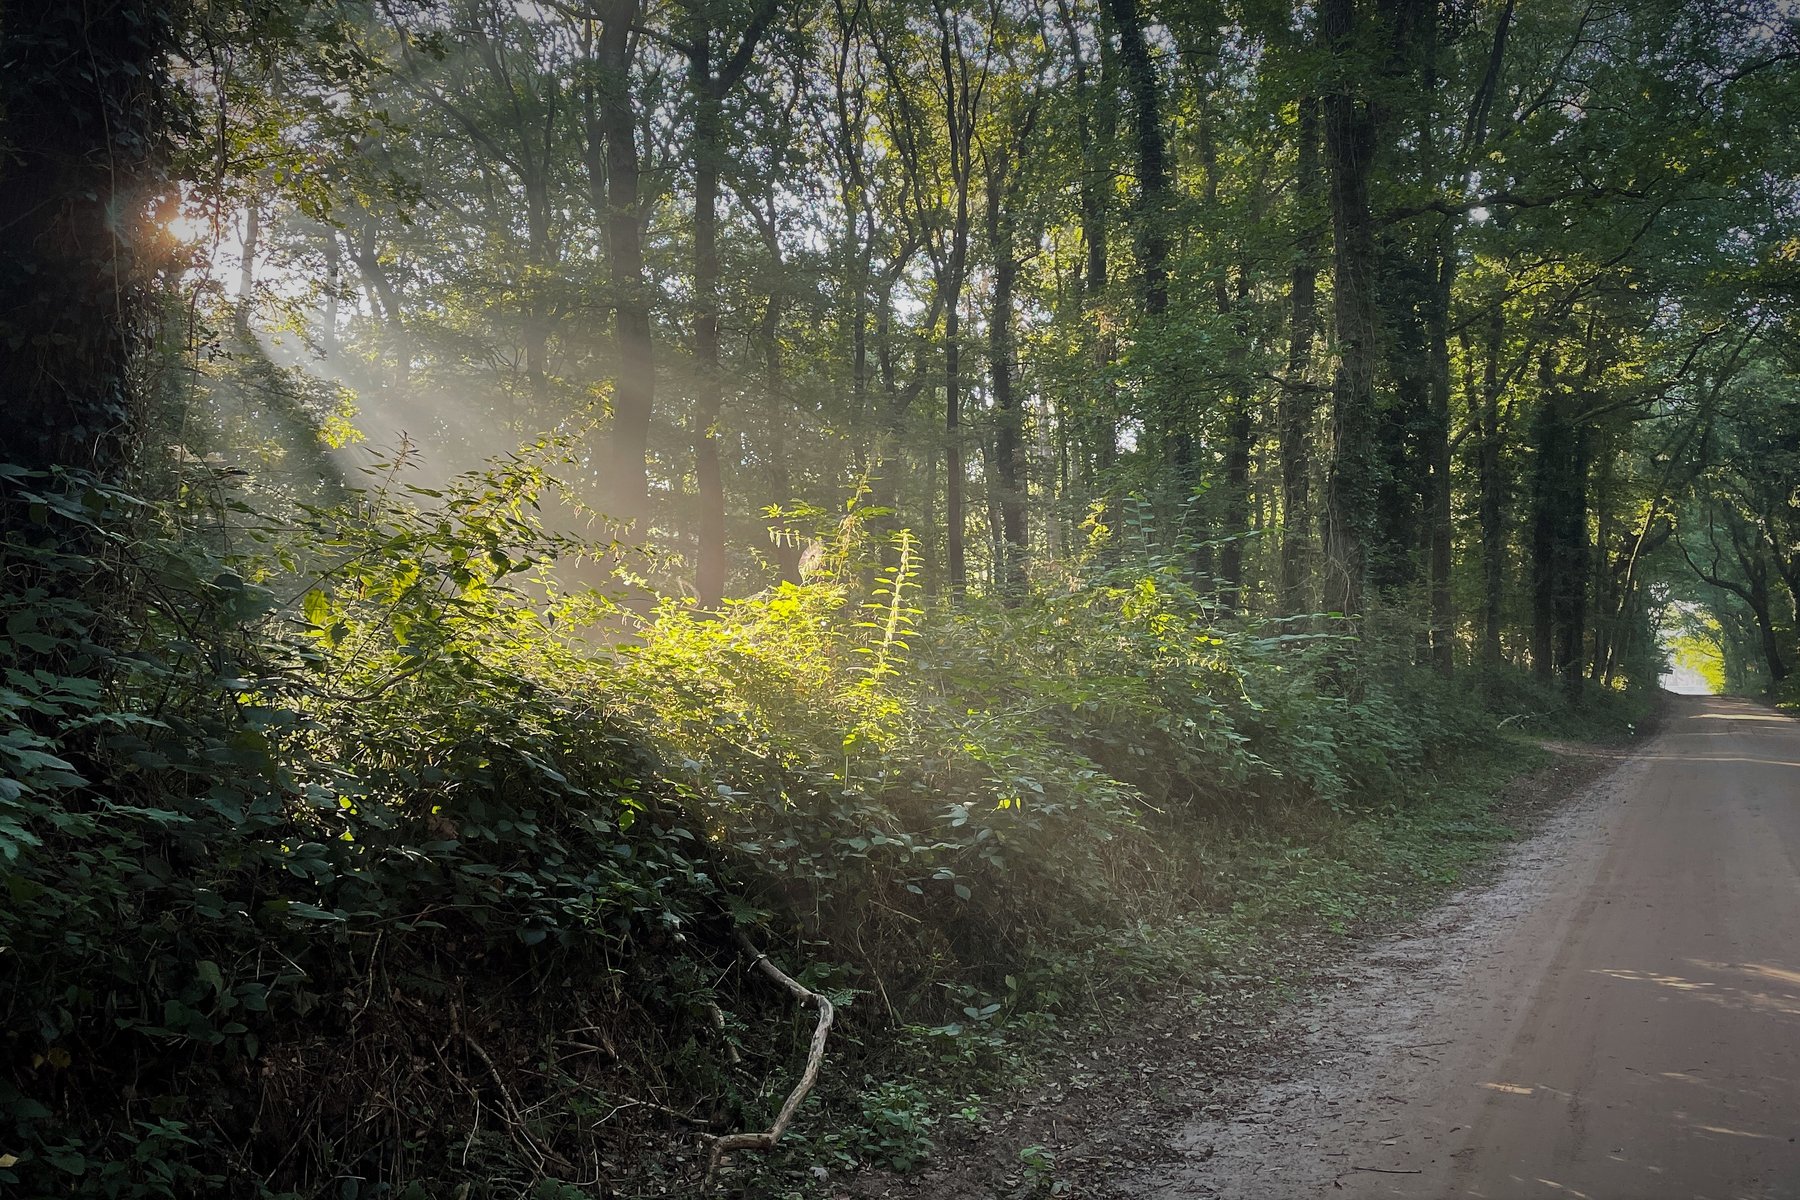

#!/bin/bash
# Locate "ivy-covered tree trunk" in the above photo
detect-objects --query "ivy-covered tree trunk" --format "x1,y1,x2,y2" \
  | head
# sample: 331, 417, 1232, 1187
1587, 426, 1617, 683
1107, 0, 1168, 321
1748, 568, 1789, 682
0, 0, 174, 479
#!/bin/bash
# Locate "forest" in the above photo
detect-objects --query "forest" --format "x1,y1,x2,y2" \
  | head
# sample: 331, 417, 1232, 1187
0, 0, 1796, 1194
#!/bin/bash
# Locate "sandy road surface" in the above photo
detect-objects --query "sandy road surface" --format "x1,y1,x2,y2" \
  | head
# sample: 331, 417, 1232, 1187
1134, 694, 1800, 1200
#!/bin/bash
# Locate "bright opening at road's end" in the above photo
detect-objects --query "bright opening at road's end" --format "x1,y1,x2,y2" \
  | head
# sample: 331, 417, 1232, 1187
1660, 602, 1724, 695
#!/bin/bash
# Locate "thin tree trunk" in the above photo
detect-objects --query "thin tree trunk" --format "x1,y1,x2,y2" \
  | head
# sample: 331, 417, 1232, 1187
1588, 427, 1616, 682
322, 230, 343, 354
1558, 417, 1590, 700
927, 0, 975, 597
686, 0, 777, 607
1478, 302, 1506, 665
1529, 351, 1562, 680
988, 179, 1027, 600
523, 174, 553, 409
1198, 73, 1254, 613
758, 218, 801, 586
1425, 225, 1455, 672
1279, 97, 1323, 615
691, 42, 727, 608
1320, 0, 1380, 623
945, 257, 968, 595
236, 200, 261, 336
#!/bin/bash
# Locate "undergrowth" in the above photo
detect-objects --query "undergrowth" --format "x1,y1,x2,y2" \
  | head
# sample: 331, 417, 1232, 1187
0, 451, 1647, 1198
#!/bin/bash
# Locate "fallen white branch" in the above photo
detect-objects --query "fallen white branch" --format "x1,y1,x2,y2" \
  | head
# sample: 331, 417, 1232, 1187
705, 931, 835, 1185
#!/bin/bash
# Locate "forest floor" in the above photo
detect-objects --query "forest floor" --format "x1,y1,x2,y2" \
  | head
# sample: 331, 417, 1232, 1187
828, 698, 1721, 1200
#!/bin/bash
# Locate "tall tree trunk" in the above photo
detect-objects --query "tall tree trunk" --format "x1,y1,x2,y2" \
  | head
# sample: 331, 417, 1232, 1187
1447, 0, 1517, 669
1416, 0, 1457, 674
685, 0, 777, 607
1557, 416, 1590, 699
987, 180, 1027, 601
1320, 0, 1380, 623
1279, 97, 1323, 614
1529, 351, 1565, 681
1728, 517, 1787, 682
1478, 302, 1506, 665
523, 175, 553, 410
760, 266, 801, 585
1588, 427, 1616, 682
945, 247, 968, 596
588, 1, 654, 535
1220, 396, 1253, 611
0, 0, 174, 479
690, 43, 727, 608
830, 0, 874, 489
1754, 584, 1789, 682
1059, 0, 1117, 487
749, 195, 802, 586
1218, 269, 1255, 613
1109, 0, 1185, 562
1107, 0, 1168, 318
928, 0, 975, 597
1424, 225, 1455, 672
1064, 0, 1112, 307
1197, 70, 1254, 613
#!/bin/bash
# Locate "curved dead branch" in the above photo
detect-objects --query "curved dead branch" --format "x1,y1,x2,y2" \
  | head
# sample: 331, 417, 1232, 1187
705, 931, 835, 1185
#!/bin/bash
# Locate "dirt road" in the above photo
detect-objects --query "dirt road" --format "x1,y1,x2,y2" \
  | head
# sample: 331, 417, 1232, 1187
1135, 694, 1800, 1200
